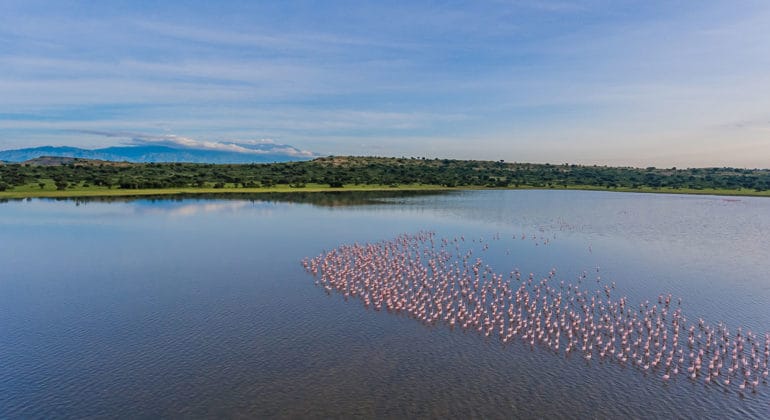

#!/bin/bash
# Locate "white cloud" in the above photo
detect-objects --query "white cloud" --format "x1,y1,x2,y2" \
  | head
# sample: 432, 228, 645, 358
73, 130, 316, 157
2, 1, 770, 167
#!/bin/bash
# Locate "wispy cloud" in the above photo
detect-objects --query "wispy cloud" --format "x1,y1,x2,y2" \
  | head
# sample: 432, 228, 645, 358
75, 130, 316, 157
1, 1, 770, 167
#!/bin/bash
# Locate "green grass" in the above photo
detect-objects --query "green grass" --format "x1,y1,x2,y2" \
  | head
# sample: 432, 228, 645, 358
1, 180, 769, 199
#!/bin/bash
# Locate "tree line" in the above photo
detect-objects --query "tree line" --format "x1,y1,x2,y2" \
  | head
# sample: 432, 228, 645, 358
1, 156, 769, 192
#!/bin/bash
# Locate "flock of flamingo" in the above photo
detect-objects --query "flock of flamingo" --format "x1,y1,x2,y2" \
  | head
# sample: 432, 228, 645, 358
302, 231, 769, 396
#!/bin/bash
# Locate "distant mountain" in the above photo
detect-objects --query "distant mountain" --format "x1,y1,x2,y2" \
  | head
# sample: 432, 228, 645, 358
19, 156, 134, 167
0, 142, 316, 164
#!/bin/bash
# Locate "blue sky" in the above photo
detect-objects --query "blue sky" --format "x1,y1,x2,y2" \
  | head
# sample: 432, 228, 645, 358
1, 0, 769, 167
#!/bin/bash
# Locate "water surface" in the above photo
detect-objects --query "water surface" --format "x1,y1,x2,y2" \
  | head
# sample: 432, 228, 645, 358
1, 190, 769, 418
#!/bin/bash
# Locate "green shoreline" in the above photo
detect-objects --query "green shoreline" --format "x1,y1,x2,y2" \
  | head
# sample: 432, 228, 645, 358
2, 183, 769, 200
4, 156, 769, 199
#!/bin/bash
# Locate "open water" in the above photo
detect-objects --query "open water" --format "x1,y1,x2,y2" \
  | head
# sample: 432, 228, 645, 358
1, 190, 769, 418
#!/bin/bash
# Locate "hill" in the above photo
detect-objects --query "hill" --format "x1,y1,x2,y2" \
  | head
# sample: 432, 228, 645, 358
20, 156, 133, 167
0, 142, 315, 164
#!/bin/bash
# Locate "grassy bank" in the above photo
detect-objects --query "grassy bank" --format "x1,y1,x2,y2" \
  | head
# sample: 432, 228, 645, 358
2, 181, 769, 200
0, 182, 454, 199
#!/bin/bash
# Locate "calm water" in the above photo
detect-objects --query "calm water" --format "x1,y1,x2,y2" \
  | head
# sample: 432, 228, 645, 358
1, 190, 769, 418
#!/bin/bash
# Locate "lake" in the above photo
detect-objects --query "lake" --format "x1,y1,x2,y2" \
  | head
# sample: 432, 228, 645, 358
1, 190, 769, 418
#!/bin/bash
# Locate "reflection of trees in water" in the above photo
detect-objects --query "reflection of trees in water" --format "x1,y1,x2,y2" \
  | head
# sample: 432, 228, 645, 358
6, 190, 452, 208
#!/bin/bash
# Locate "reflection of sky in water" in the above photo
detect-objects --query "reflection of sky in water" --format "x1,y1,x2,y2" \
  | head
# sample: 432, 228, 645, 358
0, 198, 281, 224
131, 200, 277, 218
1, 190, 768, 418
384, 190, 770, 262
4, 190, 767, 329
372, 190, 770, 332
